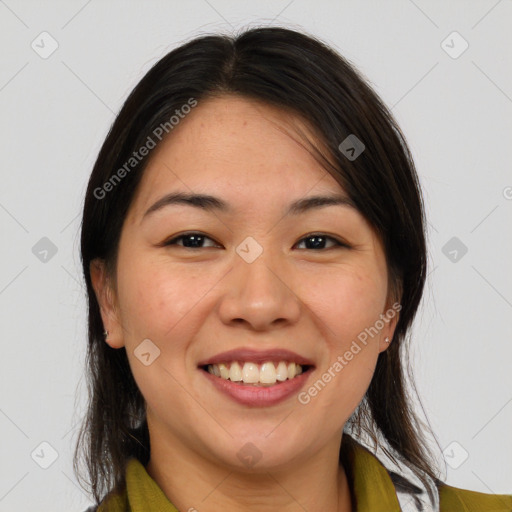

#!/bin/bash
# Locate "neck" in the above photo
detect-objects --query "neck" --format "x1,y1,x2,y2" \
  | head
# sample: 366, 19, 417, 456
145, 417, 353, 512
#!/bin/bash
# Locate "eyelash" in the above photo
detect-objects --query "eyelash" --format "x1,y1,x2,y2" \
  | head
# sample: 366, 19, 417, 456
162, 231, 350, 250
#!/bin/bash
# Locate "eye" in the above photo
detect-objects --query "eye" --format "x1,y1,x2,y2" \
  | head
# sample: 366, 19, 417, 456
162, 232, 349, 250
163, 232, 221, 249
295, 233, 348, 250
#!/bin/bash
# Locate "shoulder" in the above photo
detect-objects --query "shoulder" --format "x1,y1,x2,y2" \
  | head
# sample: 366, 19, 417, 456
439, 482, 512, 511
83, 490, 128, 512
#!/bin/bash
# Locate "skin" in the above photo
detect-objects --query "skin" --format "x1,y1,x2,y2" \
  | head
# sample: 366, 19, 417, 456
91, 96, 399, 512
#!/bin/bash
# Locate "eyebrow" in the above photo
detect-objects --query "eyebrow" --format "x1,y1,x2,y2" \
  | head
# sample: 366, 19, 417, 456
142, 191, 357, 220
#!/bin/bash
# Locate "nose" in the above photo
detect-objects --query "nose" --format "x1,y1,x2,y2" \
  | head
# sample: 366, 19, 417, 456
217, 251, 302, 331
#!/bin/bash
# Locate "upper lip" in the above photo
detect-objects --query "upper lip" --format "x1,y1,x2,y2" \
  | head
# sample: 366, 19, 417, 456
197, 348, 315, 367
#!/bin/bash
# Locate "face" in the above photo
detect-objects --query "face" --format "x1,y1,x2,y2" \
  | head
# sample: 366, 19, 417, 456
91, 95, 398, 472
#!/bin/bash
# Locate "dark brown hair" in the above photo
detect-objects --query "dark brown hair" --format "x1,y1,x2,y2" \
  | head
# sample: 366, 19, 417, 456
74, 26, 443, 505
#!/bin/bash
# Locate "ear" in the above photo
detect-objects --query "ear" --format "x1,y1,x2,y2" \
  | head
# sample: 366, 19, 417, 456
90, 258, 125, 349
378, 298, 401, 354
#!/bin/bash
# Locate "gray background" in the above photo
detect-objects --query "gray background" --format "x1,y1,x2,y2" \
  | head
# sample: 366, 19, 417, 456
0, 0, 511, 510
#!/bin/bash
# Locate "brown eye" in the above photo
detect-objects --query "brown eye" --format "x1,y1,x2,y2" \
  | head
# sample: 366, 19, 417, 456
295, 234, 348, 250
164, 232, 220, 249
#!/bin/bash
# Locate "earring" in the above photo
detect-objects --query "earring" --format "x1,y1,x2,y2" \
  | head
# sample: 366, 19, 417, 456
385, 337, 390, 343
103, 330, 109, 339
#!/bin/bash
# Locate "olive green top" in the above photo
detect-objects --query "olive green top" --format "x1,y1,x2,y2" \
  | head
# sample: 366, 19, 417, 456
97, 436, 512, 511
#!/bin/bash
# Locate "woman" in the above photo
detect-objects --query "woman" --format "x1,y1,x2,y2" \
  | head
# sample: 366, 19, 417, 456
75, 27, 511, 511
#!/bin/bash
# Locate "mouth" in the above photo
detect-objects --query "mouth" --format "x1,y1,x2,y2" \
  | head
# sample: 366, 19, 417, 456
200, 361, 313, 387
197, 348, 315, 407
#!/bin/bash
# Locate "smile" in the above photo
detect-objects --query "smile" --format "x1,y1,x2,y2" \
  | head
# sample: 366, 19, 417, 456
203, 361, 309, 386
200, 362, 314, 407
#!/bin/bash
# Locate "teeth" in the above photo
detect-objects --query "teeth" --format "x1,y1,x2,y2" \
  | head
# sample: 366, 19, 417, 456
287, 362, 296, 379
259, 362, 276, 384
276, 361, 288, 381
207, 361, 305, 385
242, 362, 259, 383
229, 361, 242, 382
218, 363, 229, 379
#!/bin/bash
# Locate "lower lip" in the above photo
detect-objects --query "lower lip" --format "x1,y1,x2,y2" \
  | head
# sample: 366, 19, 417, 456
200, 368, 313, 407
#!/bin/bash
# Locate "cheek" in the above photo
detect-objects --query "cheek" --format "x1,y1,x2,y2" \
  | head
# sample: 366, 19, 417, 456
116, 254, 208, 338
115, 257, 207, 413
299, 266, 386, 410
305, 263, 388, 340
115, 255, 222, 390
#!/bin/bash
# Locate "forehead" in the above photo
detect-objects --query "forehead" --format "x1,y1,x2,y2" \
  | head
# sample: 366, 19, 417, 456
129, 95, 346, 219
